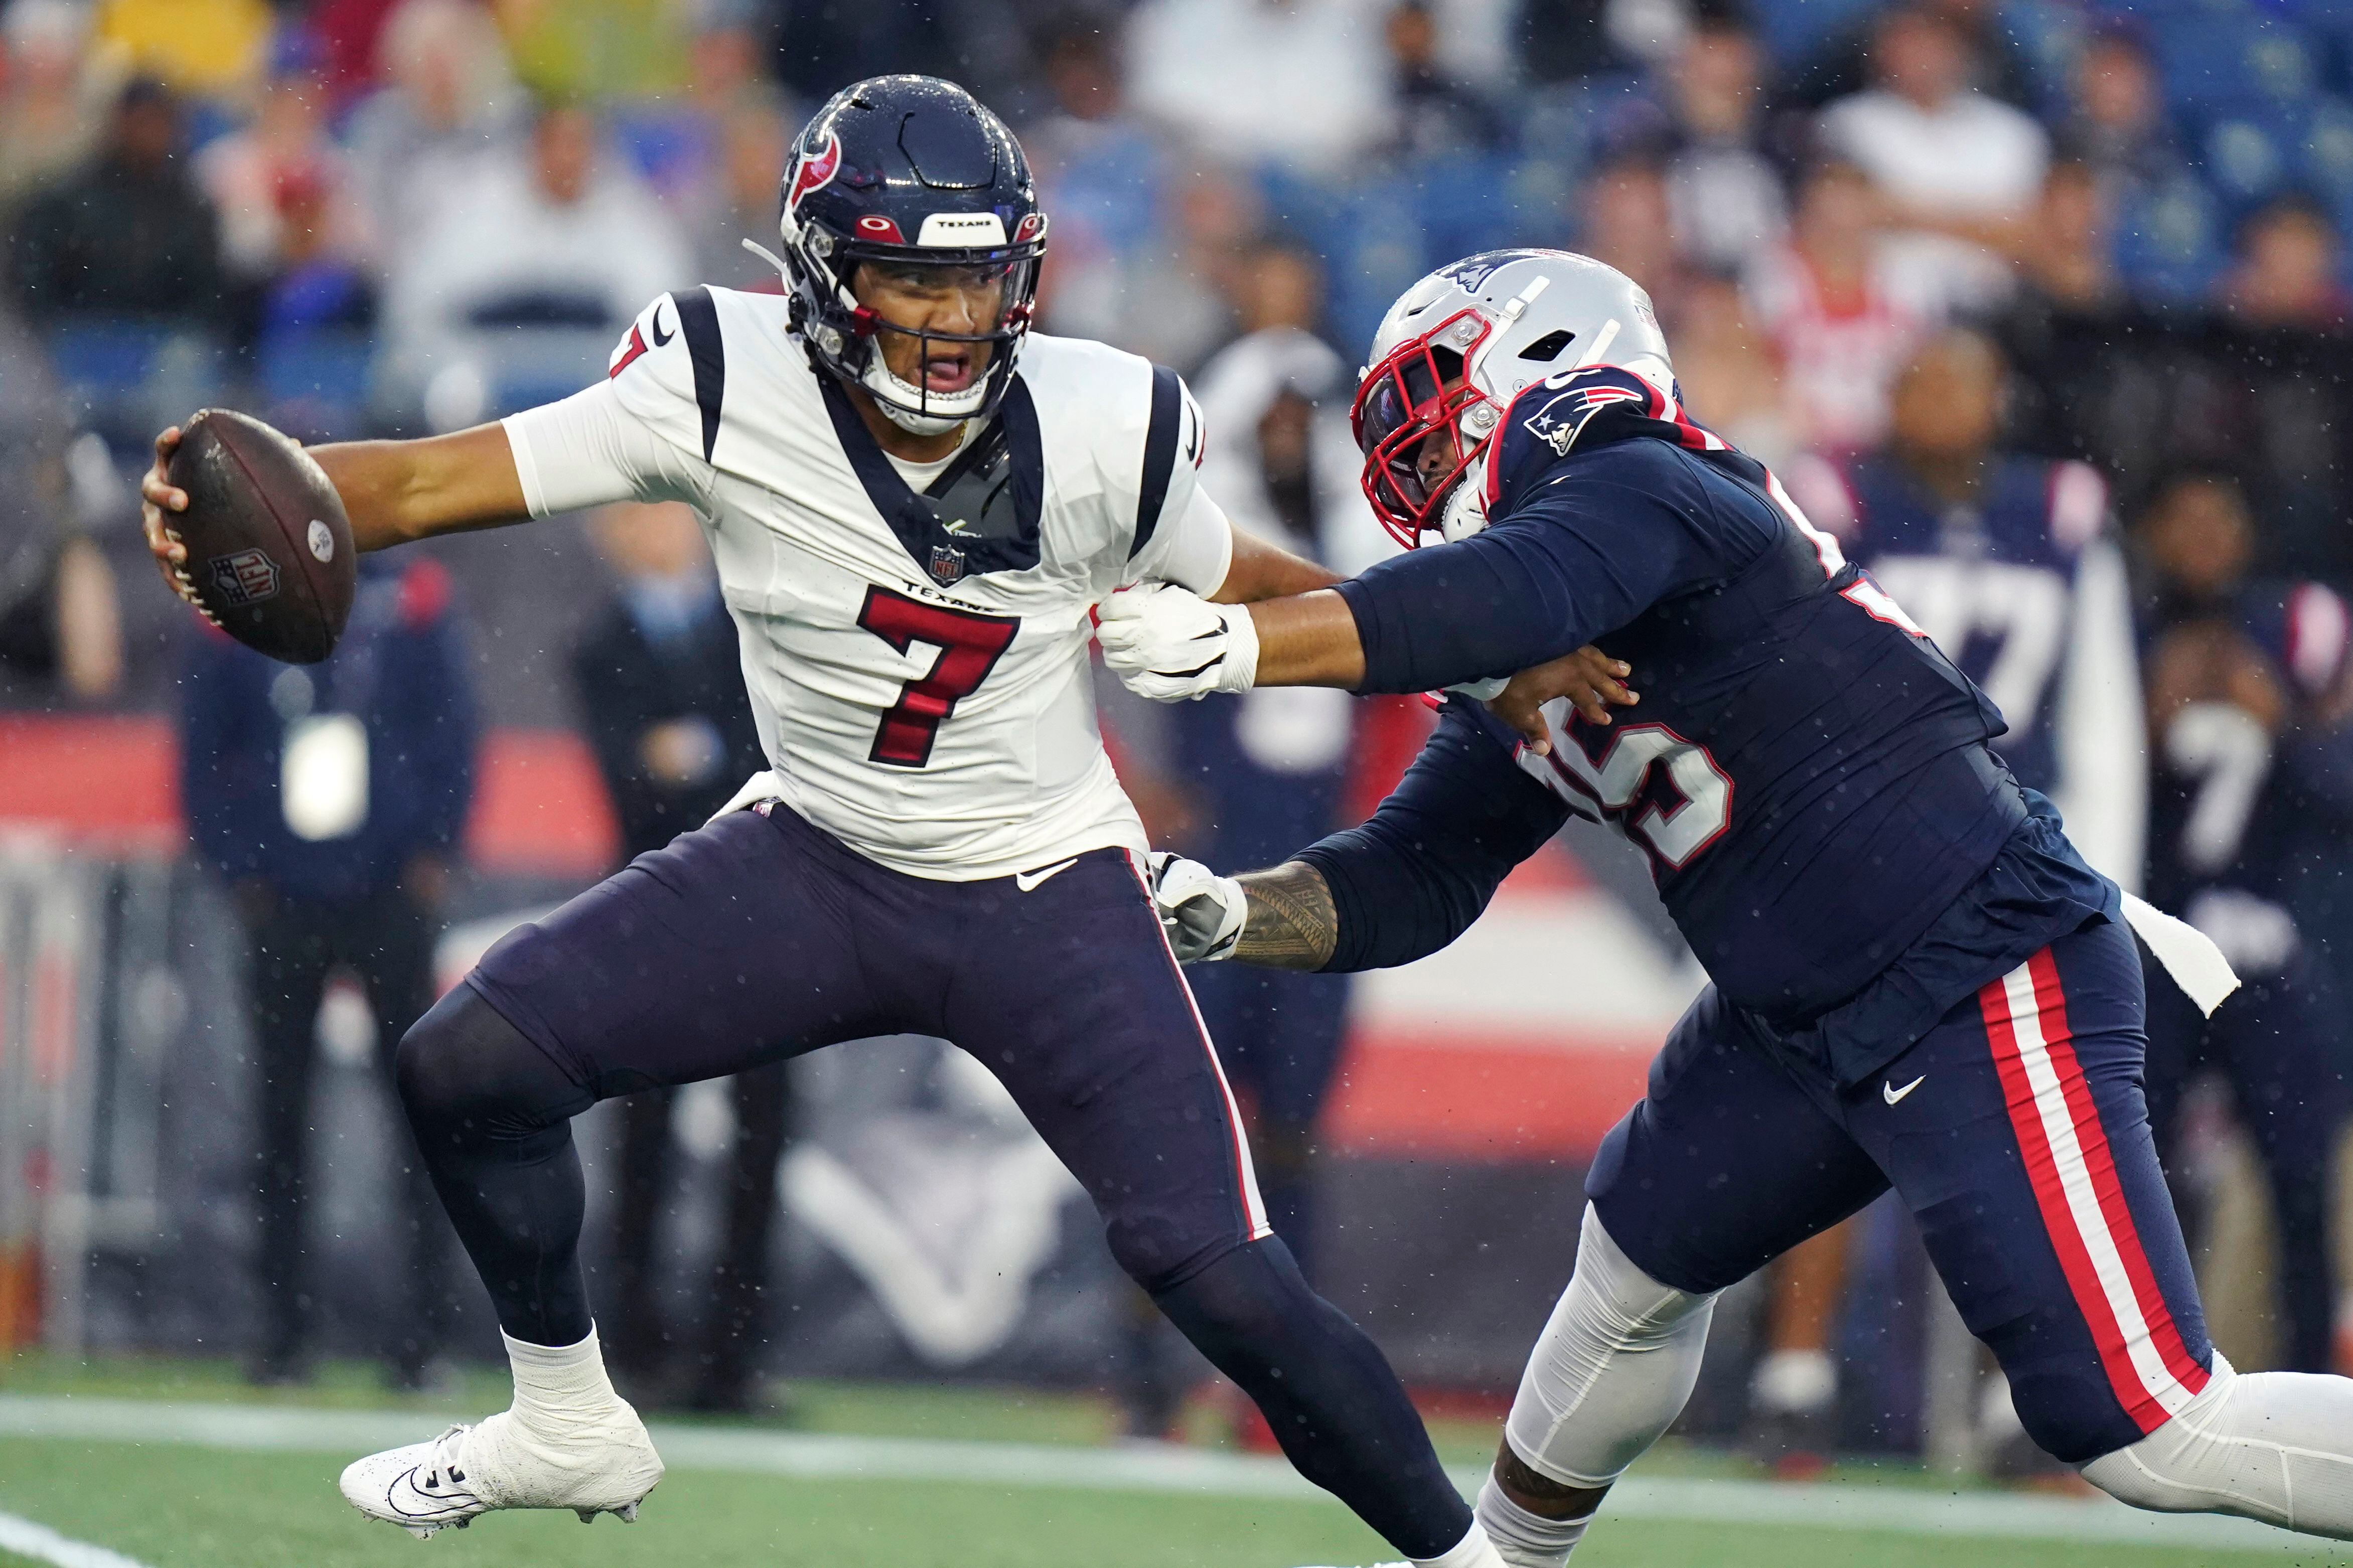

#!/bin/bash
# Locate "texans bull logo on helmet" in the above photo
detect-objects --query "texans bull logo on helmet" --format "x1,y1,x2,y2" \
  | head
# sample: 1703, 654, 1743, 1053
786, 129, 842, 216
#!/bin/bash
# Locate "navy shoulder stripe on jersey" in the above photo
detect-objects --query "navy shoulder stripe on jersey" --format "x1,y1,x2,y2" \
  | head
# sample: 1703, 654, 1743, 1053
1130, 363, 1183, 559
672, 285, 725, 461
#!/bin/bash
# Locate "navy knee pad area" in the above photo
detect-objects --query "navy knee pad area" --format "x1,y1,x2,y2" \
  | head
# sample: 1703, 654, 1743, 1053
396, 983, 593, 1144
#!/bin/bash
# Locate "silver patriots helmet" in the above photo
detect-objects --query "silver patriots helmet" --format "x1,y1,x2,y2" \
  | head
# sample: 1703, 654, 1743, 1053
1349, 249, 1674, 547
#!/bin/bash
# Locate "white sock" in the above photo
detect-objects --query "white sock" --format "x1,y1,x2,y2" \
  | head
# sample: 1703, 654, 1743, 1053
1476, 1472, 1593, 1568
1409, 1518, 1506, 1568
1751, 1349, 1837, 1414
503, 1324, 628, 1434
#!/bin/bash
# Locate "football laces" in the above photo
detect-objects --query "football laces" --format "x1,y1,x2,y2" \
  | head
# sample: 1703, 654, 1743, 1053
163, 529, 222, 626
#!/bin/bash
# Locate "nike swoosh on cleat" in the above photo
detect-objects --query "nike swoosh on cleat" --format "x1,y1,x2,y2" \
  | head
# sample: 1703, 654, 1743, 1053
1883, 1074, 1925, 1106
1014, 857, 1080, 893
385, 1467, 476, 1521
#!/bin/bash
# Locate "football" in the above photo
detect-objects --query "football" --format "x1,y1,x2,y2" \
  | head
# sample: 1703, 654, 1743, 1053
164, 408, 356, 664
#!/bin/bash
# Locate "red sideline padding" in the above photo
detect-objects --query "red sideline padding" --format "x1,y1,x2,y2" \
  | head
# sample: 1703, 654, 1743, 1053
0, 715, 617, 876
0, 714, 181, 852
1324, 1028, 1655, 1160
466, 728, 619, 875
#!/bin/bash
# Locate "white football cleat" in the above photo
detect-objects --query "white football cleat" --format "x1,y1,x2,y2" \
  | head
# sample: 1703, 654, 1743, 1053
339, 1403, 665, 1539
1290, 1537, 1510, 1568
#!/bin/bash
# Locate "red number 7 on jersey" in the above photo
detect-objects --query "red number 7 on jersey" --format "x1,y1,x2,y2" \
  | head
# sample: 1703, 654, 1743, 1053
858, 585, 1020, 767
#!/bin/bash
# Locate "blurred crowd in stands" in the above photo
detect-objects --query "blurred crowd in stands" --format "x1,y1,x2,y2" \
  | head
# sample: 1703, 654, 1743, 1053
3, 0, 2351, 710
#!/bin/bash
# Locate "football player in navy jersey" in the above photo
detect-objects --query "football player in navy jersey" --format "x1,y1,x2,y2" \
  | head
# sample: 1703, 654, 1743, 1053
1746, 328, 2149, 1468
2136, 469, 2353, 1375
1105, 250, 2353, 1567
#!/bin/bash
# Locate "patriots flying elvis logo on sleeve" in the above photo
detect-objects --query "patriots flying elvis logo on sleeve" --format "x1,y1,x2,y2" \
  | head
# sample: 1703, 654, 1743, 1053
1521, 374, 1651, 456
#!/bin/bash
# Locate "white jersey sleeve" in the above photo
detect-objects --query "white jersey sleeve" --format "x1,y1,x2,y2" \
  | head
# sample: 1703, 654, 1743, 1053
1102, 362, 1230, 594
500, 293, 719, 518
1135, 486, 1234, 595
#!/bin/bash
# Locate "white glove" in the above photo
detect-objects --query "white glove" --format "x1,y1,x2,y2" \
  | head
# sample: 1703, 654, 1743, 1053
1098, 582, 1259, 702
1146, 850, 1246, 962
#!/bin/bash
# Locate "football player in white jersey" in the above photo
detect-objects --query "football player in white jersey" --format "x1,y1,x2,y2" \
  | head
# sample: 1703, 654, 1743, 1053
141, 76, 1627, 1567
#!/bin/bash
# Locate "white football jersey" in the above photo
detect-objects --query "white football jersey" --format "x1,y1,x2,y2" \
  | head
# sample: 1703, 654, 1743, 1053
503, 286, 1229, 880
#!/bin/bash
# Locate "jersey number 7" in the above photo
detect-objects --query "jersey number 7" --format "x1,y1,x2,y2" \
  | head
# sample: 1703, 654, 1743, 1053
858, 586, 1019, 767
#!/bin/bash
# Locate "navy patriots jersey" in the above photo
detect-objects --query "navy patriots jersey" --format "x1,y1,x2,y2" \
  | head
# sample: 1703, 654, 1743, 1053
1316, 368, 2116, 1059
1794, 451, 2147, 887
2144, 582, 2353, 933
1808, 456, 2097, 792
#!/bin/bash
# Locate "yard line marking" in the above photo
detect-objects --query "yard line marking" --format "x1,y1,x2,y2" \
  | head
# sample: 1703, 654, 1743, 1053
0, 1508, 157, 1568
0, 1395, 2343, 1559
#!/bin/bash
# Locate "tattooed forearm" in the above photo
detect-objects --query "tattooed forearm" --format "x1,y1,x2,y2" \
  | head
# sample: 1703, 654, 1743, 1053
1233, 861, 1338, 971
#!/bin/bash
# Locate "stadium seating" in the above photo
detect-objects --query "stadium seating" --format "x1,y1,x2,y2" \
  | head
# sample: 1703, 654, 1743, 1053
45, 320, 227, 447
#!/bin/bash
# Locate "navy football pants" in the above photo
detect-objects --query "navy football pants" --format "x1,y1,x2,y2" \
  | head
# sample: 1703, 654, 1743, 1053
1592, 918, 2216, 1463
468, 802, 1271, 1288
1187, 963, 1350, 1279
419, 802, 1470, 1556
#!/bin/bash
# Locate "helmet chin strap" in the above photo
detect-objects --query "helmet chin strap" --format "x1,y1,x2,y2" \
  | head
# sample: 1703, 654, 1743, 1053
1438, 470, 1489, 543
742, 237, 790, 284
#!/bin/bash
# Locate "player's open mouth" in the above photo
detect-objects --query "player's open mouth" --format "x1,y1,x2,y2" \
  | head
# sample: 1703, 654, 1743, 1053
923, 352, 976, 392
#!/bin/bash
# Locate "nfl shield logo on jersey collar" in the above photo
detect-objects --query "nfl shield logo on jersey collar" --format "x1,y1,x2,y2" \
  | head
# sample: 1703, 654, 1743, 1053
929, 544, 967, 587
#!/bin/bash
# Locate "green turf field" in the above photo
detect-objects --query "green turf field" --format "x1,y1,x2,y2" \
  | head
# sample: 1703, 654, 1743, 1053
0, 1355, 2346, 1568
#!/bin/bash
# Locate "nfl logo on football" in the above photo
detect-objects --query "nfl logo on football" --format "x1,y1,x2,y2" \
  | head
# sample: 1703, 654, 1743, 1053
928, 544, 966, 588
207, 547, 281, 606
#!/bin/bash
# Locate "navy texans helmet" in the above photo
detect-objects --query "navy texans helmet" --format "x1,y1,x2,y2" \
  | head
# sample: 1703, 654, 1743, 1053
775, 75, 1048, 434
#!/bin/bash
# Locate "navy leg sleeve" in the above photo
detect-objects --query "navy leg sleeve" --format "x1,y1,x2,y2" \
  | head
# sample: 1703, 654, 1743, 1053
946, 851, 1469, 1559
1154, 1237, 1472, 1560
397, 983, 597, 1346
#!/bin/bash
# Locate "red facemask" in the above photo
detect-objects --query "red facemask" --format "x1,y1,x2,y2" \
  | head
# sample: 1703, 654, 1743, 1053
1349, 307, 1497, 549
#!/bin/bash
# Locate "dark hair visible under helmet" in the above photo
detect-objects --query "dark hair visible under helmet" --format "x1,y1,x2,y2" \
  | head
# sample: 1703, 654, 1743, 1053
774, 75, 1048, 433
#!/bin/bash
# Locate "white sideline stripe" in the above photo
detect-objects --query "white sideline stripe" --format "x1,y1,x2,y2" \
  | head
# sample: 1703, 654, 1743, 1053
0, 1508, 156, 1568
0, 1395, 2342, 1559
1999, 961, 2198, 1420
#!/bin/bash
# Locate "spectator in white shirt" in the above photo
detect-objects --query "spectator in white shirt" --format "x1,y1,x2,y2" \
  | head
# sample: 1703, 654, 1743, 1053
381, 99, 691, 427
1125, 0, 1395, 176
1816, 4, 2046, 312
198, 36, 372, 291
342, 0, 525, 254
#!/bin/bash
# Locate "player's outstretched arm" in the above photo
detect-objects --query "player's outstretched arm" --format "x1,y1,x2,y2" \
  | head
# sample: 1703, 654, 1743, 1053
1230, 861, 1340, 969
1148, 704, 1572, 973
1145, 852, 1337, 970
1100, 580, 1631, 751
1209, 525, 1342, 606
306, 428, 533, 549
141, 422, 530, 583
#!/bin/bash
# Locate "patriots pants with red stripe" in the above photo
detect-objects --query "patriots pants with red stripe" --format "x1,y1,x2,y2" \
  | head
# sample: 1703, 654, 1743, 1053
1589, 917, 2212, 1463
470, 800, 1273, 1290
